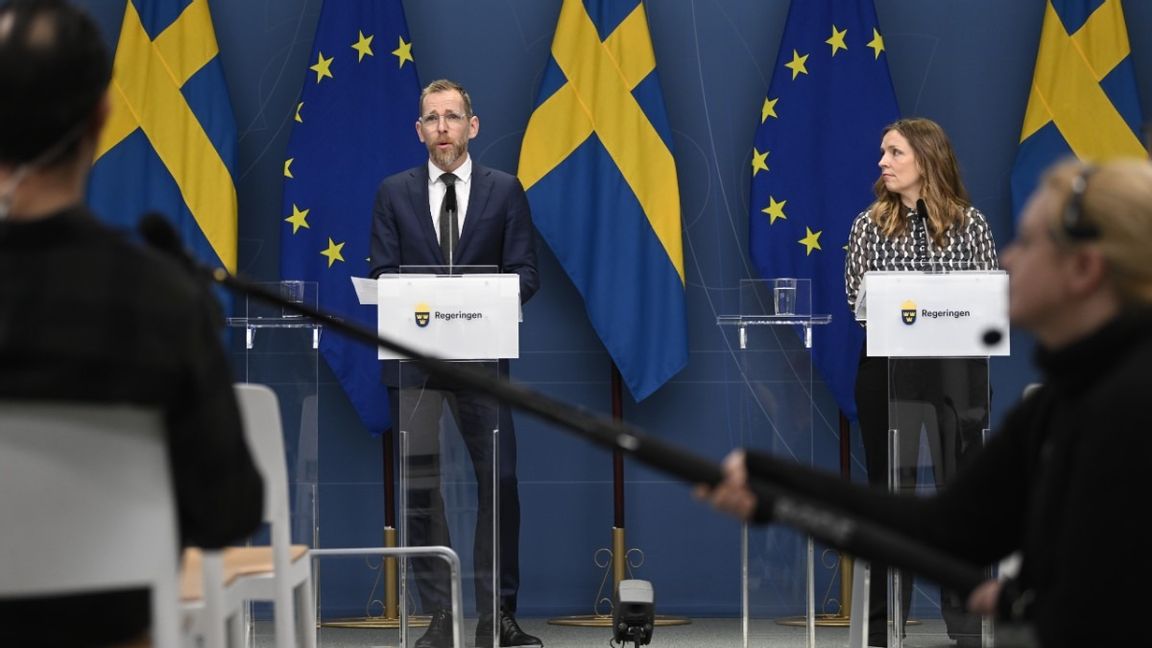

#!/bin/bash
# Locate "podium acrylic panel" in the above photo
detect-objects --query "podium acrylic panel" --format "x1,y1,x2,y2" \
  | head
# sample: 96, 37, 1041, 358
228, 282, 320, 550
718, 279, 841, 648
396, 359, 500, 648
863, 271, 1009, 357
883, 357, 992, 648
376, 274, 520, 361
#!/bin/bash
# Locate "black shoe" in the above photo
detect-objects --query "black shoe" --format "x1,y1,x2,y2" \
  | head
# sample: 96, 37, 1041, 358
416, 609, 454, 648
476, 610, 542, 647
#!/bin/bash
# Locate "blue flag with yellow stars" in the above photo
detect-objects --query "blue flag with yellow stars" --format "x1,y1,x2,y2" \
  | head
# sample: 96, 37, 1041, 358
89, 0, 237, 276
280, 0, 424, 435
1010, 0, 1145, 218
519, 0, 688, 402
748, 0, 899, 421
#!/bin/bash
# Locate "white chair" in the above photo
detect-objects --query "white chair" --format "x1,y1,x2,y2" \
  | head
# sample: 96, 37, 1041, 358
185, 383, 316, 648
0, 402, 182, 648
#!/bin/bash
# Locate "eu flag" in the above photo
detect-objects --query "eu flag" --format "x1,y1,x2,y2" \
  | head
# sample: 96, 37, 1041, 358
748, 0, 899, 421
519, 0, 688, 402
89, 0, 237, 275
280, 0, 425, 435
1010, 0, 1145, 218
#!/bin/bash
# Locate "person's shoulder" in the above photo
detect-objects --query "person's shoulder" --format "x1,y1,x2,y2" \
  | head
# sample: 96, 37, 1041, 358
118, 240, 204, 305
964, 205, 991, 225
473, 163, 520, 187
851, 208, 874, 229
76, 213, 203, 306
379, 165, 425, 190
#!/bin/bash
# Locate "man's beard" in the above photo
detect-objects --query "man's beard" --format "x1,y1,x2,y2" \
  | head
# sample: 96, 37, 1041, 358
429, 139, 466, 169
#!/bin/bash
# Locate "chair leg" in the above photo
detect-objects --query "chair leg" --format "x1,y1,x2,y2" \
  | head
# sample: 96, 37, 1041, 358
296, 577, 318, 648
275, 589, 297, 648
231, 602, 249, 648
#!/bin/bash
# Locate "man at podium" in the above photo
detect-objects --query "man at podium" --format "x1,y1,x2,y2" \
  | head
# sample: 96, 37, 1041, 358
368, 79, 541, 648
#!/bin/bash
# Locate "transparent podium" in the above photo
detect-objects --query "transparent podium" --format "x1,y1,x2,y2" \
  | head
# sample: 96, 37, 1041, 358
853, 270, 1009, 648
717, 278, 832, 648
357, 265, 521, 648
227, 280, 320, 553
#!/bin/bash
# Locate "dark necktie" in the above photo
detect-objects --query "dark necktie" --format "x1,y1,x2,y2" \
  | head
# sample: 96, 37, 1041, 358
439, 173, 458, 265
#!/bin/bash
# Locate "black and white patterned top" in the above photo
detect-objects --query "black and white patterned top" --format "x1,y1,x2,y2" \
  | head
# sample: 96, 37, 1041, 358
844, 205, 999, 315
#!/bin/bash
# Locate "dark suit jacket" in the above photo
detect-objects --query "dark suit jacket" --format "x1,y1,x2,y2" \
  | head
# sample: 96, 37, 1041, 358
368, 161, 539, 387
369, 161, 538, 299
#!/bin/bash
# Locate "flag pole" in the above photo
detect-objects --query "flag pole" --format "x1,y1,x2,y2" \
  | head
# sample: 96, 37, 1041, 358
546, 364, 691, 629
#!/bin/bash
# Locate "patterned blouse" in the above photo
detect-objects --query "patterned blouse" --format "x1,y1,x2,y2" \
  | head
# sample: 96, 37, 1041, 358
844, 205, 999, 316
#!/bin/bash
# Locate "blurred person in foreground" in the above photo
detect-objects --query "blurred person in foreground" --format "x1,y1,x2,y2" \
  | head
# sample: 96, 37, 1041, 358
0, 1, 262, 646
700, 157, 1152, 648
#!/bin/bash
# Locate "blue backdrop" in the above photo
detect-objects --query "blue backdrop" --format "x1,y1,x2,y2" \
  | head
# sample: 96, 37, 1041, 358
76, 0, 1152, 618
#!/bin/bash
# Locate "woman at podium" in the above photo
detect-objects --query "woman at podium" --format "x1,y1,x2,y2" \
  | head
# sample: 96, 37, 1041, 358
702, 157, 1152, 648
844, 118, 999, 646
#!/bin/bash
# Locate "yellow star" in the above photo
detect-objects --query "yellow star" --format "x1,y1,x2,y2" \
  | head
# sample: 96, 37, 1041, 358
352, 30, 374, 62
294, 102, 304, 123
867, 28, 885, 59
284, 158, 294, 179
761, 97, 778, 123
798, 227, 823, 255
284, 203, 310, 234
310, 51, 334, 83
761, 196, 787, 224
392, 35, 414, 68
826, 25, 847, 56
321, 238, 346, 267
751, 148, 769, 176
785, 49, 809, 80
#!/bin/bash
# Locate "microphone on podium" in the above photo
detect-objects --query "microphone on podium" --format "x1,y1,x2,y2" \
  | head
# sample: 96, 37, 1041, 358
915, 198, 934, 236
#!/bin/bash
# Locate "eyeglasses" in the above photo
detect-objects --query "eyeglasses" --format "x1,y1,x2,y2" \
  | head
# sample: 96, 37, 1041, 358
420, 112, 467, 127
1061, 166, 1101, 241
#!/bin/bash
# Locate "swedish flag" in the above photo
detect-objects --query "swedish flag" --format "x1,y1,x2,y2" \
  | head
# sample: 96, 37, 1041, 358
280, 0, 424, 435
1010, 0, 1145, 217
88, 0, 237, 275
748, 0, 899, 421
519, 0, 687, 402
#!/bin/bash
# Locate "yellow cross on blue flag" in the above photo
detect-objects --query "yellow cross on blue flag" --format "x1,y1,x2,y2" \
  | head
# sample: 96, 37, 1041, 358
519, 0, 687, 402
1010, 0, 1145, 217
89, 0, 237, 275
748, 0, 899, 420
280, 0, 424, 435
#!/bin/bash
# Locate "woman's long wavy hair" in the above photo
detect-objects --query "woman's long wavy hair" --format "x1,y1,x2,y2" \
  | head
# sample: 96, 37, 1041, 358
868, 118, 971, 247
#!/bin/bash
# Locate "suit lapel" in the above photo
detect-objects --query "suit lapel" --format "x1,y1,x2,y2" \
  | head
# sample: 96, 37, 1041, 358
405, 166, 442, 264
457, 164, 493, 262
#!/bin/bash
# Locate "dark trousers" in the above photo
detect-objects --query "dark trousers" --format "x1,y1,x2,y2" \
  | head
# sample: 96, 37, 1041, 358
389, 378, 521, 618
856, 351, 988, 644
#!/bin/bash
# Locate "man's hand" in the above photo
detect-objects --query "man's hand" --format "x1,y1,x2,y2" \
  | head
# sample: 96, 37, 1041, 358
693, 450, 757, 521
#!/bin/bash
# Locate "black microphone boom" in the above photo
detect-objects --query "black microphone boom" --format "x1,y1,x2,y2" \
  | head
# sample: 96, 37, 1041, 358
137, 214, 987, 596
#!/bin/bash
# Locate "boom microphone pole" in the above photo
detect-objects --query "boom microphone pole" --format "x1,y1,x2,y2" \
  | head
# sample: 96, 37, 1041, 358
138, 214, 988, 598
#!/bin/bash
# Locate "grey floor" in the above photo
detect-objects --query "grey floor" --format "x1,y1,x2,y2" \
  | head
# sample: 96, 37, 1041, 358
251, 617, 970, 648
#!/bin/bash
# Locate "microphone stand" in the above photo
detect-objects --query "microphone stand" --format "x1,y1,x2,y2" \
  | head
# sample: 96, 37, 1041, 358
202, 265, 989, 598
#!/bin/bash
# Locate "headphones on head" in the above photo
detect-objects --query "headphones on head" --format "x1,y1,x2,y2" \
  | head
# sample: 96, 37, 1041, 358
1061, 165, 1101, 241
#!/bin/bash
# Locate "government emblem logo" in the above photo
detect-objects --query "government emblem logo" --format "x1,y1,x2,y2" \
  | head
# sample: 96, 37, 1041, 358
901, 299, 917, 325
414, 302, 431, 328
